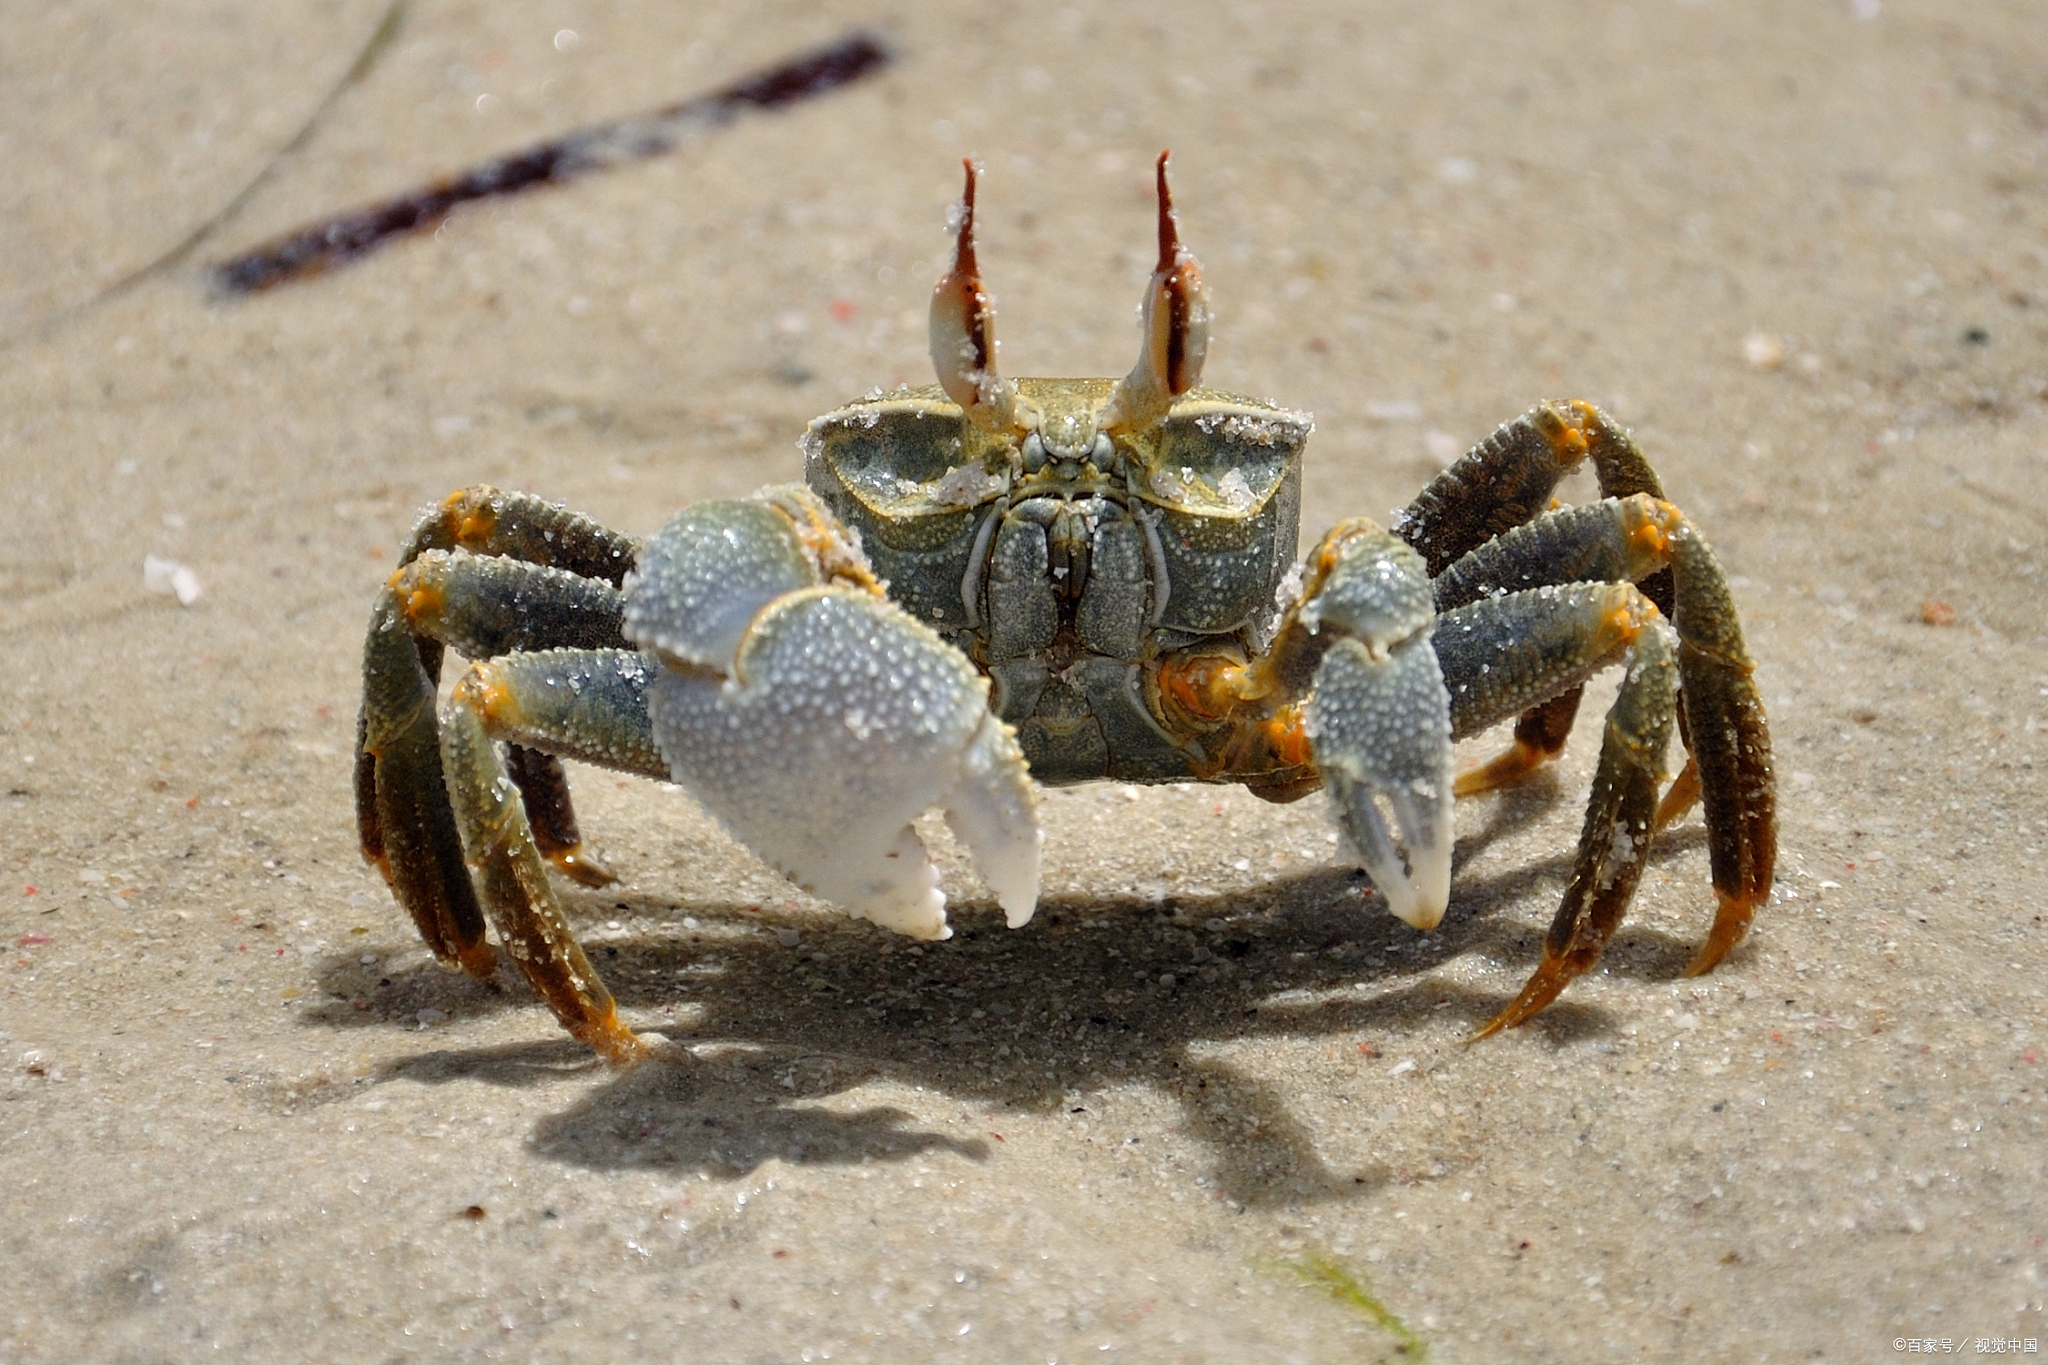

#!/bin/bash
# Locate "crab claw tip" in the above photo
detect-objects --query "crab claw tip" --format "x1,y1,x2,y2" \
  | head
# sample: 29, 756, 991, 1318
1376, 833, 1451, 931
943, 714, 1043, 930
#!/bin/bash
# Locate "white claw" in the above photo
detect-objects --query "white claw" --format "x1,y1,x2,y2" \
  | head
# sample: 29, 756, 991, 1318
942, 712, 1043, 927
644, 585, 1040, 939
1358, 784, 1452, 932
822, 823, 950, 940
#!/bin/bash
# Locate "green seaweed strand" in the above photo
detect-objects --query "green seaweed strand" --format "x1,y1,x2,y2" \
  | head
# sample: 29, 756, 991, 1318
1277, 1250, 1429, 1359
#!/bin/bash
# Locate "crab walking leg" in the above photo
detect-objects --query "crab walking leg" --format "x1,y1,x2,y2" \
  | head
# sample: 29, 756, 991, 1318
627, 489, 1041, 941
1430, 583, 1678, 1034
1430, 497, 1677, 615
503, 746, 617, 888
1430, 581, 1675, 1032
1430, 493, 1777, 969
1394, 401, 1679, 788
387, 549, 631, 657
360, 595, 495, 977
1432, 497, 1668, 796
381, 547, 633, 886
1401, 403, 1671, 591
397, 485, 641, 584
438, 649, 666, 1062
1394, 406, 1589, 578
1661, 520, 1775, 974
1450, 690, 1583, 797
1432, 493, 1680, 803
356, 487, 640, 977
1469, 616, 1678, 1039
1432, 584, 1661, 740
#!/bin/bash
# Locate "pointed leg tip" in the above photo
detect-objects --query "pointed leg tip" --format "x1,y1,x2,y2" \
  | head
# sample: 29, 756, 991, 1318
1471, 955, 1578, 1040
1652, 759, 1702, 832
576, 1012, 650, 1066
1682, 890, 1760, 977
549, 846, 619, 888
1453, 739, 1551, 797
455, 941, 499, 981
596, 1031, 653, 1067
1464, 1012, 1510, 1044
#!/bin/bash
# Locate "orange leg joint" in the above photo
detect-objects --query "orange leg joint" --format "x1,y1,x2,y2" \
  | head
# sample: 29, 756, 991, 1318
438, 488, 500, 551
1621, 496, 1684, 562
450, 661, 525, 732
1537, 402, 1593, 462
390, 571, 447, 631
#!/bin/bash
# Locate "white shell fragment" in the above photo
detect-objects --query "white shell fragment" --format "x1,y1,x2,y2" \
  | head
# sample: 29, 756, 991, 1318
646, 585, 1040, 939
142, 555, 203, 607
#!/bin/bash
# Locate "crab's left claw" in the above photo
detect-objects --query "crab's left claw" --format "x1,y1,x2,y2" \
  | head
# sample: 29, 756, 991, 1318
1298, 523, 1455, 929
626, 489, 1041, 939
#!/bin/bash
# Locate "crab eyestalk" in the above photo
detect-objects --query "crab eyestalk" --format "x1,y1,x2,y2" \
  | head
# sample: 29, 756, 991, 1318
929, 159, 1020, 433
1100, 151, 1211, 437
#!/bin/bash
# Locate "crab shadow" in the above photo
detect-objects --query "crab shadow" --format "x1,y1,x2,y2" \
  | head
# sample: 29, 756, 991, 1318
308, 793, 1719, 1209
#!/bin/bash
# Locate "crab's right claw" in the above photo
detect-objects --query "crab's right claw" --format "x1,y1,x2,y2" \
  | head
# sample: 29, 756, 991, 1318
625, 491, 1041, 940
1300, 524, 1455, 930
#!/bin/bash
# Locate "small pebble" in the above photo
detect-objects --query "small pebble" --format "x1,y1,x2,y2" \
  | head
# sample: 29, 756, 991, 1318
143, 555, 203, 606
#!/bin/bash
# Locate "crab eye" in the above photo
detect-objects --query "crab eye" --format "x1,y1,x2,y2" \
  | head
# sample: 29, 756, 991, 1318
1100, 151, 1211, 437
929, 159, 1019, 433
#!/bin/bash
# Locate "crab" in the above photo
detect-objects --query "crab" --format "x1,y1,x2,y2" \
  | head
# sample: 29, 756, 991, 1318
355, 154, 1775, 1063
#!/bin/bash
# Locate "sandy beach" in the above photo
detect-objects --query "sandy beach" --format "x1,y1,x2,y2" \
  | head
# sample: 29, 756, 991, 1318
2, 1, 2044, 1359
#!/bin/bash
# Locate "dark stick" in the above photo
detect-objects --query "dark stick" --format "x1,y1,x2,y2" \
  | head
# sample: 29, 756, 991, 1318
211, 29, 893, 294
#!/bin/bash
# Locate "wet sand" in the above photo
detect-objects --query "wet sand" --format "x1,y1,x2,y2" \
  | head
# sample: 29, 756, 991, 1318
2, 1, 2044, 1359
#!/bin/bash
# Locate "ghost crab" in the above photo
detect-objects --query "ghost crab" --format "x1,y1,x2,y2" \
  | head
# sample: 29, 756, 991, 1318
356, 154, 1774, 1062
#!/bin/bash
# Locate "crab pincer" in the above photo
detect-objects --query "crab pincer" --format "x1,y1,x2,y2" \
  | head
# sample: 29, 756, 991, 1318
625, 487, 1042, 941
1295, 524, 1456, 932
